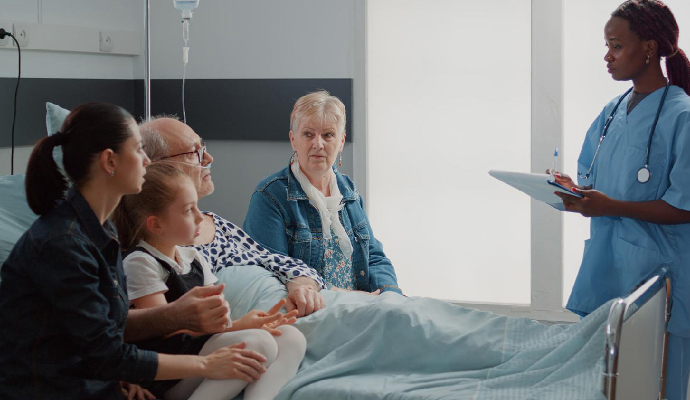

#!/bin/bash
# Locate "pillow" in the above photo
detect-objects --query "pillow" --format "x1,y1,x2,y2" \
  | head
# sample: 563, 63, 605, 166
45, 102, 70, 171
215, 264, 288, 318
0, 174, 39, 281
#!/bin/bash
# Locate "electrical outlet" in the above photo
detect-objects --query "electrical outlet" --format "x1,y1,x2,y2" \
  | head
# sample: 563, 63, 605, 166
99, 31, 113, 52
12, 23, 29, 47
0, 29, 9, 47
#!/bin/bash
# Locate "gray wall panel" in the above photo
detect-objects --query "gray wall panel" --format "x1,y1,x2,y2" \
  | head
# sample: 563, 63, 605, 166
0, 77, 353, 147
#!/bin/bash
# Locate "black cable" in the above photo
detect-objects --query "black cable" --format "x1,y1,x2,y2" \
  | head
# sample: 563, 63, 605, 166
0, 28, 20, 175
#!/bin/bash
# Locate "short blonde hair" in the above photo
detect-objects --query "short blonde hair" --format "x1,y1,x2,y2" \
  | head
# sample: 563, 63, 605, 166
290, 90, 346, 135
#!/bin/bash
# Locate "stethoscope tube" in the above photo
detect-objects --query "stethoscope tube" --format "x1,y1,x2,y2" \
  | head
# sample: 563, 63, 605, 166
578, 81, 670, 184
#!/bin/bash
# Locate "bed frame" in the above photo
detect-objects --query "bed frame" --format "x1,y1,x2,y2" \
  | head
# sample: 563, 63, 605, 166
603, 267, 670, 400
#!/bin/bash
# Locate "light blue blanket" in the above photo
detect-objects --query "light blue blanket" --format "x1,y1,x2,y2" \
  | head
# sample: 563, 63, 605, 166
216, 266, 608, 400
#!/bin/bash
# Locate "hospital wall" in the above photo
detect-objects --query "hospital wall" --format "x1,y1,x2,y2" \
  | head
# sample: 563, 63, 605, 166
0, 0, 141, 178
143, 0, 361, 223
0, 0, 362, 225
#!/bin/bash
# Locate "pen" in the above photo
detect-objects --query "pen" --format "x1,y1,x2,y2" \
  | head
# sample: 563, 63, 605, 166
551, 148, 559, 181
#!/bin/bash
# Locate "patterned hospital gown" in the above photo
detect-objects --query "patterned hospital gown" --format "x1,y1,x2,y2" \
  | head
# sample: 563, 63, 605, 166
193, 212, 326, 288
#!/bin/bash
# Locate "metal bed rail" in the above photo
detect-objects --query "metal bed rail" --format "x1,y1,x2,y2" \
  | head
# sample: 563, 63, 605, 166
603, 266, 670, 400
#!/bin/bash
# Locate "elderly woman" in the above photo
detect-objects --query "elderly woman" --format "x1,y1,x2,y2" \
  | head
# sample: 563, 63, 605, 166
244, 91, 402, 295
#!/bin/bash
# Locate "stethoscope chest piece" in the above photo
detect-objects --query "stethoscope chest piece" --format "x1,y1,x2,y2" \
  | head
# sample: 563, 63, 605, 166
637, 167, 651, 183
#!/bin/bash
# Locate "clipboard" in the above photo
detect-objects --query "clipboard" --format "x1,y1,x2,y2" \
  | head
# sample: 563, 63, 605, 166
488, 170, 583, 211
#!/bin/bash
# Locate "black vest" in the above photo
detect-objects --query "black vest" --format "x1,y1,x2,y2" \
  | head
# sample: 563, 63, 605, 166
125, 246, 204, 302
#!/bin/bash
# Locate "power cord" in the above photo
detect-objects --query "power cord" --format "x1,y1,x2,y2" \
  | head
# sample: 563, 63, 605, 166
0, 28, 21, 175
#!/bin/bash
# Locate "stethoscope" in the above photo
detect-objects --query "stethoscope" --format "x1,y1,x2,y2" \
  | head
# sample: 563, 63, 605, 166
578, 80, 670, 184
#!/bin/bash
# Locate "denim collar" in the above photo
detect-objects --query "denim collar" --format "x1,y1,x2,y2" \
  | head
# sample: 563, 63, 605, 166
286, 164, 357, 202
66, 186, 117, 250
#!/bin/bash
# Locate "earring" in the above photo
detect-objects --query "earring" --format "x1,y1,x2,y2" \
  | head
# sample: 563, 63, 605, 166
338, 152, 343, 167
646, 54, 650, 64
290, 152, 297, 166
110, 170, 115, 177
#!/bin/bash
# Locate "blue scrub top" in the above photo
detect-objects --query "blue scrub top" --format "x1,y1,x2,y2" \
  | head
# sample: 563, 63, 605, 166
566, 85, 690, 337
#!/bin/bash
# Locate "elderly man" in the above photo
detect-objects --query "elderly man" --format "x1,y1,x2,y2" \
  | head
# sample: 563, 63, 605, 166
138, 117, 325, 317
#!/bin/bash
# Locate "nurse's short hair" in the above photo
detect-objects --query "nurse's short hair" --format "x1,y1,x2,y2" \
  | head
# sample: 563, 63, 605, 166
290, 90, 346, 136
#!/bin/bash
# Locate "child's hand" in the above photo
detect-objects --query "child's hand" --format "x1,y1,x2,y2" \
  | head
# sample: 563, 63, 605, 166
261, 299, 299, 335
228, 299, 299, 336
228, 298, 284, 333
262, 313, 298, 335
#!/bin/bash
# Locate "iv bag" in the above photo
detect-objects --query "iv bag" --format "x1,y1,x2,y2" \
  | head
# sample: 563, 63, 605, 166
173, 0, 199, 19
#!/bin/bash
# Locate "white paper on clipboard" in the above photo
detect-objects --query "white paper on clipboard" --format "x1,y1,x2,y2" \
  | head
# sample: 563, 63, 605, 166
488, 170, 583, 211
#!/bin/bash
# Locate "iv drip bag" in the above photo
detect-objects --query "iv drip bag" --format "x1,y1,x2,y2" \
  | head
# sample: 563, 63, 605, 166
173, 0, 200, 19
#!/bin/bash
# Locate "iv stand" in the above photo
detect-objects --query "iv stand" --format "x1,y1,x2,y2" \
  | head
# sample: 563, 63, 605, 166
144, 0, 151, 121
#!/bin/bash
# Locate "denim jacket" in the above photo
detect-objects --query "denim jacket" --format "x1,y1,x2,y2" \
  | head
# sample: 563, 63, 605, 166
244, 165, 402, 294
0, 187, 158, 400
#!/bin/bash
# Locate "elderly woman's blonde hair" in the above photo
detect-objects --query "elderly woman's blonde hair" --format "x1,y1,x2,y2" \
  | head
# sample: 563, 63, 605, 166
290, 90, 346, 136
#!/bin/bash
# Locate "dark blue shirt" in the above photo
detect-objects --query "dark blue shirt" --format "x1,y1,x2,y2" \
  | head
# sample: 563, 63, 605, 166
0, 187, 158, 400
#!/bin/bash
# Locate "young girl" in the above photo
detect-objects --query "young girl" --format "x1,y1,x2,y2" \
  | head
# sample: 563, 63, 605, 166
113, 162, 306, 400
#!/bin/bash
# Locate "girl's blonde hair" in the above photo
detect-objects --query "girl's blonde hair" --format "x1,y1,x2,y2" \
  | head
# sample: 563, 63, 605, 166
112, 162, 193, 250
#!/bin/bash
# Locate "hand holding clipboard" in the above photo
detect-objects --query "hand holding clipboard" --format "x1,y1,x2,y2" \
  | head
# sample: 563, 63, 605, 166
489, 170, 583, 211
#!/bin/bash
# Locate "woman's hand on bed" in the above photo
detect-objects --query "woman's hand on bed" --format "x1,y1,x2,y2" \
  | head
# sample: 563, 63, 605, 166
120, 381, 156, 400
286, 278, 325, 317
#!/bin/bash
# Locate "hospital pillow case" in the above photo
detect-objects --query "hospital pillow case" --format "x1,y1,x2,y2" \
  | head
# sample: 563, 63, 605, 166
46, 102, 70, 171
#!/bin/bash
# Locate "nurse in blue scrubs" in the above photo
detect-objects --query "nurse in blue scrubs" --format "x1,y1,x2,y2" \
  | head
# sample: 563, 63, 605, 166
553, 1, 690, 398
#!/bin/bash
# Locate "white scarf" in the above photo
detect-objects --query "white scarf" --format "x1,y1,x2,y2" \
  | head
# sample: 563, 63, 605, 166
291, 159, 354, 260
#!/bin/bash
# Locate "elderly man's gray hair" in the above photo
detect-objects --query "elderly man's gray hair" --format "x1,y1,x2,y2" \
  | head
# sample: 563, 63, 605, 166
139, 114, 178, 161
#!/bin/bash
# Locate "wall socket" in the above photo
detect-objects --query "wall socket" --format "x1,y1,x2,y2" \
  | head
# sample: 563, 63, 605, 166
99, 31, 113, 52
0, 28, 10, 46
12, 23, 30, 47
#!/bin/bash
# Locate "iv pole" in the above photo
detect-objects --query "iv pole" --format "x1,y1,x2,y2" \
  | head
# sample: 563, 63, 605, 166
144, 0, 151, 121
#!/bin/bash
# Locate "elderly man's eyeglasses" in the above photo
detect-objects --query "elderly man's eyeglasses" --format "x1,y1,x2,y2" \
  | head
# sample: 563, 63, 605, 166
159, 143, 206, 164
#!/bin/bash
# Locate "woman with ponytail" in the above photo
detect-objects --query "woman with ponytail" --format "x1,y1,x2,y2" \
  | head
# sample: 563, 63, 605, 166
0, 103, 273, 400
551, 1, 690, 398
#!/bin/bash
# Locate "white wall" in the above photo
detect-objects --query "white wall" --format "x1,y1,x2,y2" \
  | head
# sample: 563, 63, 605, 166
0, 0, 141, 176
366, 0, 532, 304
0, 0, 140, 79
143, 0, 357, 80
562, 0, 690, 305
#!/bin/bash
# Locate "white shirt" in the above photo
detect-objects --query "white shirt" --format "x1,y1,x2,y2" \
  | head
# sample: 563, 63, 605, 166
123, 240, 218, 301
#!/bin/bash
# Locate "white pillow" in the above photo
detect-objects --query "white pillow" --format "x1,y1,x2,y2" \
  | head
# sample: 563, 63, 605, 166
45, 102, 70, 171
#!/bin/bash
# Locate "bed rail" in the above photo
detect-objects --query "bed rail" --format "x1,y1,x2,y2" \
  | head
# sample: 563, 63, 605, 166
603, 266, 670, 400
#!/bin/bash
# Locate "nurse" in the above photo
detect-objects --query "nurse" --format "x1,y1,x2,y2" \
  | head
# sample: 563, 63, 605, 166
554, 1, 690, 399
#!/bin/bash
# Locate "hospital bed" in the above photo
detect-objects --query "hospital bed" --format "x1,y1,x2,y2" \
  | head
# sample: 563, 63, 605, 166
0, 168, 672, 399
0, 104, 672, 399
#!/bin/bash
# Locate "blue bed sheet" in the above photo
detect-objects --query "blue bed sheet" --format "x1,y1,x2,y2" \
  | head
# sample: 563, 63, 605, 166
216, 265, 608, 400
